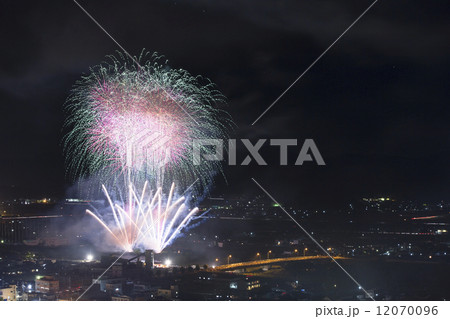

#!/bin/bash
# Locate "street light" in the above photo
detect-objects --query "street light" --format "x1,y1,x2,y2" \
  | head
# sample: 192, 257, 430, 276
294, 249, 298, 256
227, 255, 232, 264
267, 250, 272, 259
304, 248, 308, 256
256, 253, 261, 260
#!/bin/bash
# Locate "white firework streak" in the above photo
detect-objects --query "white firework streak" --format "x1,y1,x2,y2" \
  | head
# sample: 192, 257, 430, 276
86, 182, 198, 253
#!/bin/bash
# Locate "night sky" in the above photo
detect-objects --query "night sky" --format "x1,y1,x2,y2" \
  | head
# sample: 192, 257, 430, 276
0, 0, 448, 206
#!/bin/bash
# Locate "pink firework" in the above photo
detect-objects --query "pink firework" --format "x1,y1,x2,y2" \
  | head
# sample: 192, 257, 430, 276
89, 83, 190, 171
64, 51, 230, 192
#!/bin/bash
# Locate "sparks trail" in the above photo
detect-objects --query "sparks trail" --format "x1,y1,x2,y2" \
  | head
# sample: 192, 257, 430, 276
86, 182, 198, 253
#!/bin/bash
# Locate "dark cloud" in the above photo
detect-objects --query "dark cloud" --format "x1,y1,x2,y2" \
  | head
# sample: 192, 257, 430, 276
0, 0, 448, 205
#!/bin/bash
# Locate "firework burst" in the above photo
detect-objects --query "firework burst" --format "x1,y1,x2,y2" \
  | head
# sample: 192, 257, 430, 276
64, 51, 232, 252
64, 51, 231, 193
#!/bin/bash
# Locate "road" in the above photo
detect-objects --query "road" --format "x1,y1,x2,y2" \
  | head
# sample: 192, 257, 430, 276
214, 255, 348, 270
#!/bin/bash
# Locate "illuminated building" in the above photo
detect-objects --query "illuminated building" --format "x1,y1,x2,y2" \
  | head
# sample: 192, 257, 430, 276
35, 276, 59, 294
0, 285, 17, 301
